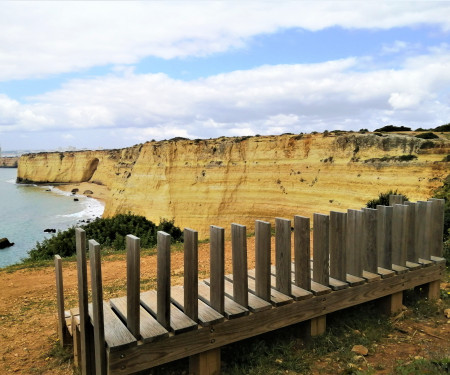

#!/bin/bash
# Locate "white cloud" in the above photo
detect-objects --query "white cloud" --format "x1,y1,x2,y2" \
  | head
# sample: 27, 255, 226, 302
1, 2, 450, 81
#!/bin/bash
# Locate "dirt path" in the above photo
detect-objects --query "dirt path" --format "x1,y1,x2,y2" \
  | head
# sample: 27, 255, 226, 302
0, 240, 448, 374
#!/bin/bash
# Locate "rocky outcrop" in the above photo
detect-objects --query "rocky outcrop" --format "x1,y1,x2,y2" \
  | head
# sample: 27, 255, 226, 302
0, 157, 19, 168
17, 132, 450, 238
0, 238, 14, 249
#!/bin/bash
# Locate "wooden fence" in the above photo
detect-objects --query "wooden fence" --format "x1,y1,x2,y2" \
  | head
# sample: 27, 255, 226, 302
55, 196, 446, 375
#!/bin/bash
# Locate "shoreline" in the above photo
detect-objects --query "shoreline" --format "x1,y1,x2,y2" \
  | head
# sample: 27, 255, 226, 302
52, 182, 110, 207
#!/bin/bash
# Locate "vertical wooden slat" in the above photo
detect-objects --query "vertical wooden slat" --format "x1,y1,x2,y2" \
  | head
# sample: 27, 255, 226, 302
423, 201, 433, 259
392, 205, 407, 266
210, 226, 225, 315
294, 215, 311, 291
389, 194, 404, 206
329, 211, 347, 282
313, 213, 329, 286
347, 209, 363, 277
429, 198, 445, 257
275, 218, 291, 296
404, 202, 416, 262
184, 228, 198, 322
255, 220, 271, 301
231, 223, 248, 307
75, 228, 92, 375
415, 201, 428, 260
54, 255, 66, 347
157, 231, 171, 330
126, 235, 140, 339
377, 205, 393, 269
89, 239, 106, 375
362, 208, 377, 273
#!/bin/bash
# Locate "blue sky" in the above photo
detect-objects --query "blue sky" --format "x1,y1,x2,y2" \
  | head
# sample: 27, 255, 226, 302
1, 2, 450, 151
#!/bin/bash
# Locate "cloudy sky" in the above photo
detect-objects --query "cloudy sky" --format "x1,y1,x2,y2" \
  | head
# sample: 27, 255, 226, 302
1, 2, 450, 151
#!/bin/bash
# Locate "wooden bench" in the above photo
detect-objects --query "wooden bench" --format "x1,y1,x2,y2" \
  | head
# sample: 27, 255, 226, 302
54, 198, 446, 375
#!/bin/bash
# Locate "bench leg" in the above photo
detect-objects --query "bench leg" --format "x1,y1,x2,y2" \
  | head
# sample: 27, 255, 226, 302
189, 348, 221, 375
295, 315, 327, 341
310, 315, 326, 336
423, 280, 441, 300
379, 291, 403, 315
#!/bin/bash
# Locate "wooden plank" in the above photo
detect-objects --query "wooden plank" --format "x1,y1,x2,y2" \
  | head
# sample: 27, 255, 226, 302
415, 201, 428, 262
429, 199, 445, 257
72, 315, 81, 368
170, 286, 224, 327
418, 258, 434, 267
255, 220, 271, 301
54, 255, 66, 347
392, 205, 407, 267
377, 205, 393, 270
362, 208, 378, 273
430, 256, 446, 265
329, 211, 347, 282
184, 228, 198, 322
75, 228, 92, 375
210, 226, 225, 315
313, 213, 329, 286
204, 278, 272, 313
231, 223, 248, 307
404, 202, 417, 263
291, 262, 332, 295
110, 297, 168, 343
126, 235, 140, 339
405, 261, 421, 271
275, 218, 292, 296
423, 201, 433, 260
141, 290, 197, 334
294, 215, 311, 291
88, 302, 137, 352
89, 239, 106, 375
197, 282, 248, 319
346, 274, 366, 286
379, 291, 403, 315
329, 277, 349, 291
362, 270, 381, 282
377, 267, 395, 278
392, 264, 409, 274
347, 209, 363, 277
226, 273, 293, 307
157, 231, 171, 330
108, 263, 444, 375
248, 269, 313, 301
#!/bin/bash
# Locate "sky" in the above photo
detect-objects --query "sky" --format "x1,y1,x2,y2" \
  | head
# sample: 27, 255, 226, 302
1, 2, 450, 151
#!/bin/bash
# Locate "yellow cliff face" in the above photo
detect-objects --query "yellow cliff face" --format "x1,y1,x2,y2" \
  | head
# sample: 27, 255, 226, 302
17, 133, 449, 238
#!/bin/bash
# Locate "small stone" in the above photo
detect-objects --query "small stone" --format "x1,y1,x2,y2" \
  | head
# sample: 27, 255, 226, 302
351, 345, 369, 356
444, 308, 450, 318
275, 358, 283, 364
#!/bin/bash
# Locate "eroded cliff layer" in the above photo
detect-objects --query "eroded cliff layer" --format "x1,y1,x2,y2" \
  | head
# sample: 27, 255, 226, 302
17, 133, 450, 238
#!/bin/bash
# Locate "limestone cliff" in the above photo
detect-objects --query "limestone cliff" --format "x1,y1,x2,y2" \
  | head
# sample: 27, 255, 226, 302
0, 157, 18, 168
17, 133, 450, 238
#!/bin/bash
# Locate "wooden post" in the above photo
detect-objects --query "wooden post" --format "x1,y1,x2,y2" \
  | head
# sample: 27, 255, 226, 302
423, 280, 441, 300
379, 291, 403, 315
210, 226, 225, 315
75, 228, 92, 375
377, 205, 393, 269
347, 209, 363, 277
126, 235, 140, 339
313, 213, 329, 286
184, 228, 198, 322
329, 211, 347, 282
89, 239, 106, 375
389, 194, 404, 206
54, 255, 68, 347
362, 208, 377, 273
189, 348, 221, 375
294, 216, 311, 291
157, 231, 171, 330
275, 218, 292, 296
231, 224, 248, 307
429, 199, 445, 257
415, 201, 428, 261
255, 220, 271, 301
404, 202, 417, 263
392, 205, 407, 267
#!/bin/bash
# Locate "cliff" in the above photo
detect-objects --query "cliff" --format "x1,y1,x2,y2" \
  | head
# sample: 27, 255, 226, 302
17, 132, 450, 238
0, 157, 19, 168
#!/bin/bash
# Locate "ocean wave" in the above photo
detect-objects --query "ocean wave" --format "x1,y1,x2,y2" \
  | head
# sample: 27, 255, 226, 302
5, 178, 16, 184
50, 187, 105, 220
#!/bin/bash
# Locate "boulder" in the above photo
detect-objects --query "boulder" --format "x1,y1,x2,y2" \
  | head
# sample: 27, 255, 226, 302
74, 198, 79, 201
71, 188, 79, 194
0, 238, 15, 249
83, 190, 94, 195
44, 228, 57, 233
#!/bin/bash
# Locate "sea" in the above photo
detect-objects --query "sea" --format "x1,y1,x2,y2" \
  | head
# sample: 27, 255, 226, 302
0, 168, 104, 268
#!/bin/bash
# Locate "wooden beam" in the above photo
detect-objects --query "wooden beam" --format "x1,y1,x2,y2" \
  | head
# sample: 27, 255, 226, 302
275, 218, 291, 296
157, 231, 171, 330
210, 226, 225, 315
255, 220, 271, 301
231, 224, 248, 307
294, 216, 311, 291
126, 235, 140, 339
184, 229, 199, 323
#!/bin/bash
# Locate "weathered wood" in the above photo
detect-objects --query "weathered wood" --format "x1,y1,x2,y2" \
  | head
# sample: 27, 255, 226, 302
392, 205, 407, 267
328, 277, 349, 291
184, 228, 199, 322
377, 267, 395, 278
157, 231, 171, 330
126, 235, 140, 339
392, 264, 409, 274
362, 208, 378, 273
141, 290, 197, 334
209, 226, 225, 315
329, 211, 347, 282
424, 280, 441, 300
108, 264, 444, 374
347, 209, 363, 277
405, 261, 421, 271
89, 239, 106, 375
310, 316, 326, 336
429, 199, 445, 257
377, 205, 393, 270
294, 215, 311, 291
415, 201, 429, 261
170, 286, 224, 327
310, 281, 332, 295
75, 228, 92, 375
275, 218, 292, 296
255, 220, 271, 301
197, 282, 248, 319
110, 297, 168, 343
189, 348, 221, 375
72, 315, 81, 368
404, 202, 416, 262
389, 194, 404, 206
346, 274, 366, 286
313, 213, 329, 286
423, 201, 433, 259
231, 224, 248, 307
379, 291, 403, 315
362, 270, 381, 282
54, 255, 67, 347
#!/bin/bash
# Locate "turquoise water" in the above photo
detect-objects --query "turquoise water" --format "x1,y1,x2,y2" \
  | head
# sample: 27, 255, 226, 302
0, 168, 104, 267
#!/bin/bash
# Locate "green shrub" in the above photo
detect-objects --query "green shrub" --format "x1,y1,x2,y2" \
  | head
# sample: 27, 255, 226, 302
374, 125, 411, 132
433, 123, 450, 132
366, 190, 408, 208
26, 214, 183, 261
415, 132, 439, 139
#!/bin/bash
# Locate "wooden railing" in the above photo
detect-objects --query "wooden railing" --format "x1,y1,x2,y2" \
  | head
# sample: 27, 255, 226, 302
55, 196, 446, 375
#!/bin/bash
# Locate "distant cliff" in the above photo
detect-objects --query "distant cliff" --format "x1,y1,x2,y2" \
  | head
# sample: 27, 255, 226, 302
0, 157, 19, 168
17, 132, 450, 238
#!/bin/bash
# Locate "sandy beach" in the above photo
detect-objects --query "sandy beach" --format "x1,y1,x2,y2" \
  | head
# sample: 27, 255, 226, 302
56, 182, 110, 207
